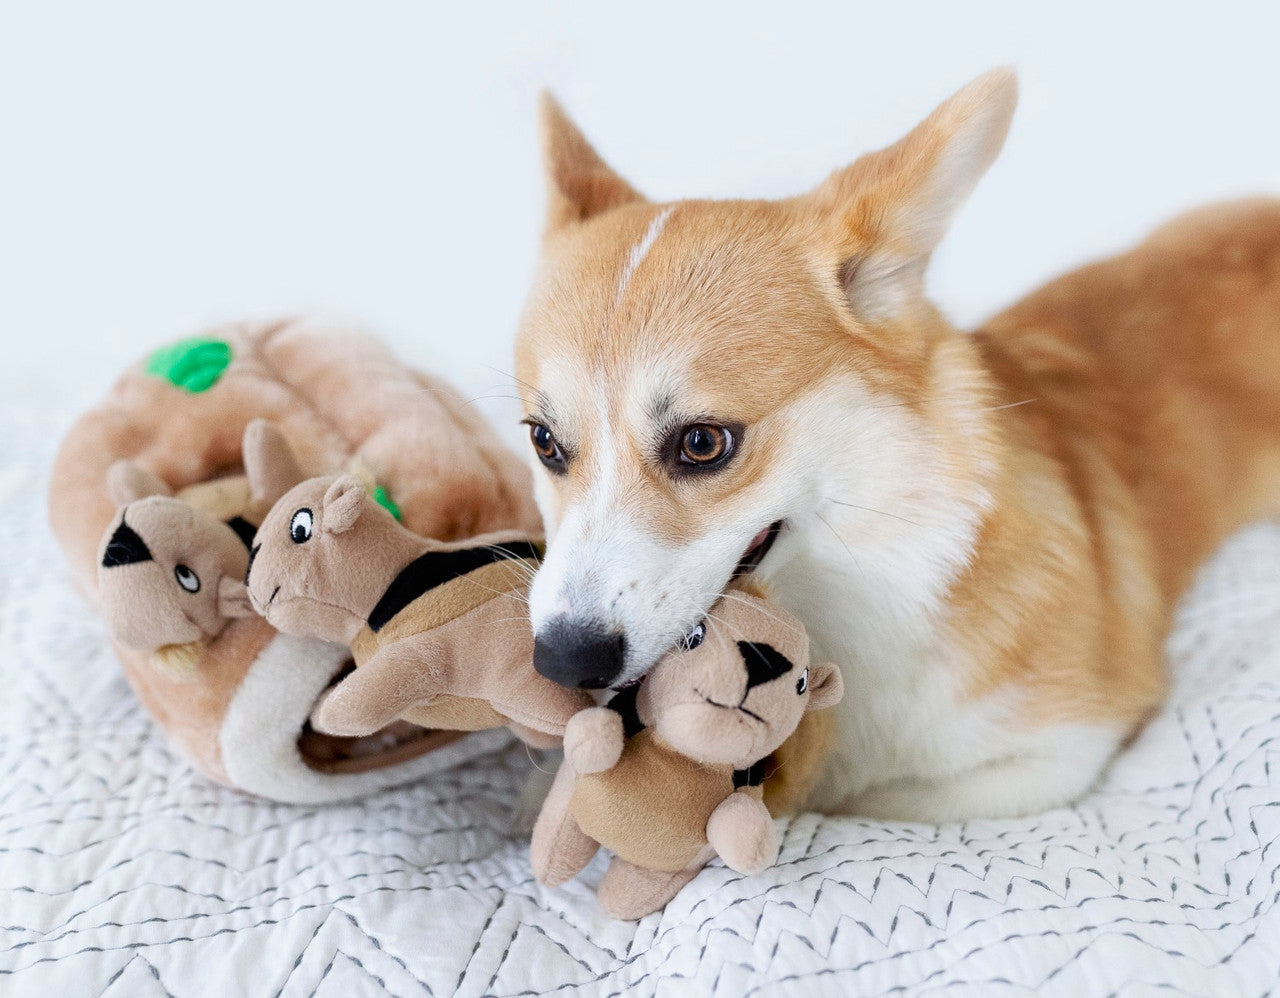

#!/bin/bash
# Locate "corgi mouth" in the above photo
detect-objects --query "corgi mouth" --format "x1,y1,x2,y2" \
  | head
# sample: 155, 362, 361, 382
296, 658, 465, 774
734, 521, 782, 577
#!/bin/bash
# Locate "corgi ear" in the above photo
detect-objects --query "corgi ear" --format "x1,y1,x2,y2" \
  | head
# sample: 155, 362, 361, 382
805, 662, 845, 712
243, 419, 305, 507
540, 93, 645, 232
106, 460, 172, 506
814, 68, 1018, 321
322, 475, 367, 535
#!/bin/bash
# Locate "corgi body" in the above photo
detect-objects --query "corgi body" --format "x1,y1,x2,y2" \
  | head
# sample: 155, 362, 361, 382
515, 72, 1280, 821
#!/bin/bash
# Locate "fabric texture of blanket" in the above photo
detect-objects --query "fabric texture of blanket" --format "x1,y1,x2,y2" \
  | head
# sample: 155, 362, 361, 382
2, 411, 1278, 996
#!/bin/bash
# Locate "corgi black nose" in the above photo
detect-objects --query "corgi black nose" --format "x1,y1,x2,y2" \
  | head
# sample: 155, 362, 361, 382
534, 620, 626, 689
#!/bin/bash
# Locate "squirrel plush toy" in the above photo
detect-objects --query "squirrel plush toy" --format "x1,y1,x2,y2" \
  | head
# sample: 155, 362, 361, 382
241, 420, 592, 747
531, 589, 844, 919
94, 417, 326, 672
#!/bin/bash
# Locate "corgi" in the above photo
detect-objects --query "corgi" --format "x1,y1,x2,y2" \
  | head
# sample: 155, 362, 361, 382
512, 68, 1280, 821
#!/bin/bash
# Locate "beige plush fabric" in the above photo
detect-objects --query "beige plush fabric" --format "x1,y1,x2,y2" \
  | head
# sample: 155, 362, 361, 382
48, 317, 541, 796
531, 589, 844, 918
243, 470, 591, 744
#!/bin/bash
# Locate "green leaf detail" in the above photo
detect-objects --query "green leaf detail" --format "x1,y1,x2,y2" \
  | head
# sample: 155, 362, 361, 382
145, 338, 233, 393
372, 484, 402, 521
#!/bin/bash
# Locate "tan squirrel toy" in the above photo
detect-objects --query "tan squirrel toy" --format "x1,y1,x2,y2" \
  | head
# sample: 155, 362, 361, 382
531, 589, 844, 919
241, 420, 592, 747
95, 462, 270, 672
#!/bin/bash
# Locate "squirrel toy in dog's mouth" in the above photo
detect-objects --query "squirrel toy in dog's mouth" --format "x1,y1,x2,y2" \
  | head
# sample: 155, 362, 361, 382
531, 586, 843, 920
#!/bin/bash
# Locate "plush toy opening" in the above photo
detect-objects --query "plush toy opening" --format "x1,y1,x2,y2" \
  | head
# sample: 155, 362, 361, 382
296, 659, 467, 774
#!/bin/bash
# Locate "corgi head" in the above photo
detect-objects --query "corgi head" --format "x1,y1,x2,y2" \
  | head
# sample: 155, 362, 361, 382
517, 70, 1017, 690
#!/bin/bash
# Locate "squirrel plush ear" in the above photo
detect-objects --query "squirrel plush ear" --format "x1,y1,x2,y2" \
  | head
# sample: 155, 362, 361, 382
322, 475, 367, 535
243, 419, 305, 507
106, 460, 172, 506
217, 576, 255, 619
805, 662, 845, 712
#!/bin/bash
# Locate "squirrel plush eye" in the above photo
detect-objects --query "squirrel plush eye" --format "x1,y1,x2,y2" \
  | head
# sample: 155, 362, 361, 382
681, 621, 707, 651
796, 668, 809, 695
174, 564, 200, 593
290, 508, 313, 543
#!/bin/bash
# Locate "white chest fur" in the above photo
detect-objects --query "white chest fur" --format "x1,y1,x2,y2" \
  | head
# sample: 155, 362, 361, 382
762, 507, 1124, 820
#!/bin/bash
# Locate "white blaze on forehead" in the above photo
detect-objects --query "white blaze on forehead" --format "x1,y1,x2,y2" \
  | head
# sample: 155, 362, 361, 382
615, 206, 675, 305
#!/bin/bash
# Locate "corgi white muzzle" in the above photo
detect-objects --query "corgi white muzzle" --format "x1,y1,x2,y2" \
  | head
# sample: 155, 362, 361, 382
529, 505, 785, 690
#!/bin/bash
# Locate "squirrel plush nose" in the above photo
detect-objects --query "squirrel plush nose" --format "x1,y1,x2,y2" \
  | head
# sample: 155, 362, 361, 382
739, 641, 794, 690
534, 619, 626, 689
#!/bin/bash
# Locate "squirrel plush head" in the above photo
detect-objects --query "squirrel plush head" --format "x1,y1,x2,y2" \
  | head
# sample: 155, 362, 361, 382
246, 473, 402, 644
96, 462, 255, 655
635, 590, 843, 769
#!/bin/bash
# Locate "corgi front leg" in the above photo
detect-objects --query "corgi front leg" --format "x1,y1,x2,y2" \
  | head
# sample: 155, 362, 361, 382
848, 722, 1126, 823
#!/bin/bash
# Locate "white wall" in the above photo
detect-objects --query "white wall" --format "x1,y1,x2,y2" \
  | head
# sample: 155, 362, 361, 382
3, 1, 1278, 447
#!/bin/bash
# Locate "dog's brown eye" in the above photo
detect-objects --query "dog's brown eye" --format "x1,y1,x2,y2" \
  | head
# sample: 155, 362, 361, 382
529, 423, 566, 472
679, 424, 732, 466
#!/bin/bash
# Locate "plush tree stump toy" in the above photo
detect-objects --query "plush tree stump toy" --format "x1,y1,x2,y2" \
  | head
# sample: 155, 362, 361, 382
530, 590, 844, 919
242, 420, 592, 747
50, 318, 544, 802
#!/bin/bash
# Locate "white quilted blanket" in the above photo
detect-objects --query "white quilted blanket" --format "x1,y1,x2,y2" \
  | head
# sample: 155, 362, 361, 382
2, 411, 1278, 997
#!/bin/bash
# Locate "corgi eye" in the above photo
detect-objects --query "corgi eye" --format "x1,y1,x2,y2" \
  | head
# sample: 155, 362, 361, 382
681, 621, 707, 651
174, 564, 200, 593
796, 668, 809, 695
290, 508, 313, 543
528, 423, 566, 473
679, 424, 733, 466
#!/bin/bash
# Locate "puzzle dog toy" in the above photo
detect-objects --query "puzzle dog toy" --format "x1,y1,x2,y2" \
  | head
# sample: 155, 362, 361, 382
50, 317, 542, 801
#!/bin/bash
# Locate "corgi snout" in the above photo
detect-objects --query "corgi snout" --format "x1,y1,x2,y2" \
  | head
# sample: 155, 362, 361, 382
533, 618, 626, 689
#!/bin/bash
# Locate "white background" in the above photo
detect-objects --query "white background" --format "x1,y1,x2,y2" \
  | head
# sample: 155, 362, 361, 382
3, 1, 1278, 447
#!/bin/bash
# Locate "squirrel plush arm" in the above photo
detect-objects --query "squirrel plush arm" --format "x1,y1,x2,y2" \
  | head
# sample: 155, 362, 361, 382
490, 669, 593, 738
310, 638, 450, 736
562, 707, 625, 774
705, 789, 779, 875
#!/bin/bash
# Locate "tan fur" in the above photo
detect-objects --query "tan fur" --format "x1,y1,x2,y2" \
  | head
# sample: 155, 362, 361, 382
516, 75, 1280, 820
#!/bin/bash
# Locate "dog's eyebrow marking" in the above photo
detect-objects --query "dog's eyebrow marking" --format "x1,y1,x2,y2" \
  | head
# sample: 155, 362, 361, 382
646, 391, 675, 427
614, 206, 675, 306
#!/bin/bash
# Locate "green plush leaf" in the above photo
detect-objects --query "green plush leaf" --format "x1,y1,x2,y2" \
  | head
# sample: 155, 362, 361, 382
372, 484, 402, 521
145, 337, 233, 393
